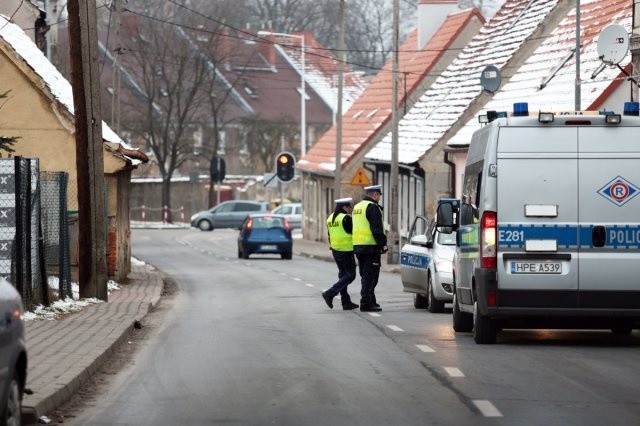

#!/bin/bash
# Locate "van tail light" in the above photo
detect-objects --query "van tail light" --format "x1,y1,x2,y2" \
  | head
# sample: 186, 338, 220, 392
245, 219, 253, 236
480, 211, 497, 269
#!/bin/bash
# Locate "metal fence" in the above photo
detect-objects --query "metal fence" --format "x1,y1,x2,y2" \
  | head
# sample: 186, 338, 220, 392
40, 171, 72, 300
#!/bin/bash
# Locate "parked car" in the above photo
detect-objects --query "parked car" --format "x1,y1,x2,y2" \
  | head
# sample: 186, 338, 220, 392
1, 279, 27, 426
400, 214, 456, 313
238, 214, 293, 260
190, 200, 269, 231
271, 203, 302, 229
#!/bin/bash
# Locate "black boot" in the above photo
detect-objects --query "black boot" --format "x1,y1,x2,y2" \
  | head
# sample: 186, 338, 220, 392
343, 302, 359, 310
322, 291, 334, 309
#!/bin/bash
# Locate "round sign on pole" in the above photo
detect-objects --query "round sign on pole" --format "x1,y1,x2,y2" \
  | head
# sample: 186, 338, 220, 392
480, 65, 501, 93
597, 24, 629, 65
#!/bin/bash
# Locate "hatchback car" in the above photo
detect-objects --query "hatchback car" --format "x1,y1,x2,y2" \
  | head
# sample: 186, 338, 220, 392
400, 215, 456, 313
1, 279, 27, 426
271, 203, 302, 229
191, 200, 269, 231
237, 214, 293, 259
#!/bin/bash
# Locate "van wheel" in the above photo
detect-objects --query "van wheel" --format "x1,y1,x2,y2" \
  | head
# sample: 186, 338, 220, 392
452, 293, 473, 332
427, 274, 445, 313
414, 293, 429, 309
473, 300, 497, 344
198, 220, 213, 231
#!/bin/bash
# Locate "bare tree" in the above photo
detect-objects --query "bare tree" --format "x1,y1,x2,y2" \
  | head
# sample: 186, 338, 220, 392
240, 117, 299, 172
0, 91, 18, 154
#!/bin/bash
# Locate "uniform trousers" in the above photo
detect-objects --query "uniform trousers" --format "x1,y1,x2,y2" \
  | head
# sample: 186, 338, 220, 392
326, 250, 357, 304
355, 249, 381, 307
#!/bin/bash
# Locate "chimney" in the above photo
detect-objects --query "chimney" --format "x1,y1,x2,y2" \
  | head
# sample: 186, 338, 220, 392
418, 0, 460, 49
258, 30, 277, 68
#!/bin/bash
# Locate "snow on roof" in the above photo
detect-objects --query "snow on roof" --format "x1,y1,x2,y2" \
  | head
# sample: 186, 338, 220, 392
366, 0, 561, 164
0, 14, 141, 165
298, 7, 482, 174
447, 0, 632, 146
276, 32, 367, 115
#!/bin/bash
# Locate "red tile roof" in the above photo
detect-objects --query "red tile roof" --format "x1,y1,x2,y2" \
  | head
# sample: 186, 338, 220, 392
298, 7, 483, 174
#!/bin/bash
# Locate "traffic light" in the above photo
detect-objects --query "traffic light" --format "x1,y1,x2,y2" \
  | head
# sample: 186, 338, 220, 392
210, 156, 226, 182
275, 152, 296, 183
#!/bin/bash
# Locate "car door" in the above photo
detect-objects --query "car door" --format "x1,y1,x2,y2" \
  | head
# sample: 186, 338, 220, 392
211, 202, 236, 228
400, 216, 432, 294
232, 202, 260, 228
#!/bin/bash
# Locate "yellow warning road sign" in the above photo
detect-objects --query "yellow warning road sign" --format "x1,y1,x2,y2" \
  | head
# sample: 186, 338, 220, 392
351, 167, 371, 186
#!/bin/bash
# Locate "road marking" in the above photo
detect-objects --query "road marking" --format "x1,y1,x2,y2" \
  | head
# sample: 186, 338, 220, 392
293, 278, 302, 282
387, 325, 404, 332
473, 400, 502, 417
443, 367, 465, 377
368, 313, 381, 317
416, 344, 435, 353
305, 283, 314, 287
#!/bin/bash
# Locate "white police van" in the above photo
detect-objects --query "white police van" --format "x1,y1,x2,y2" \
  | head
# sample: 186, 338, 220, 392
437, 102, 640, 344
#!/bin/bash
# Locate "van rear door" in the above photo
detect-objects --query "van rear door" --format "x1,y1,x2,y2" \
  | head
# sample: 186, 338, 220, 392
577, 126, 640, 308
496, 126, 579, 308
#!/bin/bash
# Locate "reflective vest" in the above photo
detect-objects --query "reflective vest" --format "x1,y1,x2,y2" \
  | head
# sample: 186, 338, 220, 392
327, 213, 353, 251
352, 200, 377, 246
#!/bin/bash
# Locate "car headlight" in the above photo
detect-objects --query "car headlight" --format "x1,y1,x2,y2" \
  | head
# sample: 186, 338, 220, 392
435, 258, 452, 273
190, 214, 199, 221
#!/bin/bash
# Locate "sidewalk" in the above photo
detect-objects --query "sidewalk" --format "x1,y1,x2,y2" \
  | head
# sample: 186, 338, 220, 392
21, 263, 164, 423
20, 237, 399, 422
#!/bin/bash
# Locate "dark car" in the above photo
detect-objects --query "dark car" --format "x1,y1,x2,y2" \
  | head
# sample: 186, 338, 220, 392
237, 214, 293, 260
190, 200, 269, 231
1, 279, 27, 426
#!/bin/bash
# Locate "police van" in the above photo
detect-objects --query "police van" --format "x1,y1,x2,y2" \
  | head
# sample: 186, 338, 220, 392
437, 102, 640, 344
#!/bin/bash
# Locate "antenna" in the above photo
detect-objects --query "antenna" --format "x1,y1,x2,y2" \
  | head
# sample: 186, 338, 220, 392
480, 65, 501, 94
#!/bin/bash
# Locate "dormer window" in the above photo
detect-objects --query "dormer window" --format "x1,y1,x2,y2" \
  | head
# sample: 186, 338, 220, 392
353, 110, 364, 119
366, 108, 379, 119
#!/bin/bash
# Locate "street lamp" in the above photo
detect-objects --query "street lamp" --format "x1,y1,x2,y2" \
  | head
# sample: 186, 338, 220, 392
257, 30, 306, 157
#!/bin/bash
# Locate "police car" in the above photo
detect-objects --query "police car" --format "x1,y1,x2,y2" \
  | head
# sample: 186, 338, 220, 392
400, 199, 459, 313
437, 102, 640, 344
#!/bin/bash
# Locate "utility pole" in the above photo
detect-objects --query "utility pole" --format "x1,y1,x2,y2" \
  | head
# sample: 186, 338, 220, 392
333, 0, 345, 199
632, 0, 640, 103
388, 0, 400, 264
575, 0, 581, 110
68, 0, 108, 301
111, 0, 123, 133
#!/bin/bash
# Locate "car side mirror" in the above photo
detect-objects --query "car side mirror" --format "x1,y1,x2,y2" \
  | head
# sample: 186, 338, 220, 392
410, 234, 429, 247
436, 203, 457, 232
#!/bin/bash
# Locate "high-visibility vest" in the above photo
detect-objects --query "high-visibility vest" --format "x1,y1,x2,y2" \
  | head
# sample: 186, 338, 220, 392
327, 213, 353, 251
352, 200, 377, 246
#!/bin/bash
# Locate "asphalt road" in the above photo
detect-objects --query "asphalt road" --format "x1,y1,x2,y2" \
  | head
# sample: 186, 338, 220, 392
68, 229, 640, 425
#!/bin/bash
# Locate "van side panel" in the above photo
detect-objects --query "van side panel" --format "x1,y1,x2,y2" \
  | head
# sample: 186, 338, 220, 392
577, 126, 640, 305
496, 127, 579, 306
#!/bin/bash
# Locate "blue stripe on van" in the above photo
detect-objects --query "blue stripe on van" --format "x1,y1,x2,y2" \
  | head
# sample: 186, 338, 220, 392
499, 224, 640, 250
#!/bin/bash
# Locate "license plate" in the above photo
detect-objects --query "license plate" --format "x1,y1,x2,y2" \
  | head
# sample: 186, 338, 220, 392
510, 261, 562, 274
261, 245, 277, 250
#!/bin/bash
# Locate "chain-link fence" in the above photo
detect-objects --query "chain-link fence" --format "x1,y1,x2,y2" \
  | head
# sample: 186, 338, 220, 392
40, 171, 72, 300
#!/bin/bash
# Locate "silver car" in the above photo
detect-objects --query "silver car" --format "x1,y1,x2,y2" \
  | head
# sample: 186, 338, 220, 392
271, 203, 302, 229
400, 216, 456, 313
1, 279, 26, 426
190, 200, 269, 231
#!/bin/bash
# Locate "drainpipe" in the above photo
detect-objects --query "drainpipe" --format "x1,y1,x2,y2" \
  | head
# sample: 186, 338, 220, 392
444, 151, 456, 198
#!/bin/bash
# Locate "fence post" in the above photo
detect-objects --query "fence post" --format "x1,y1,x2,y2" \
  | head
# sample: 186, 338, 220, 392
163, 205, 169, 224
141, 205, 146, 224
180, 206, 185, 223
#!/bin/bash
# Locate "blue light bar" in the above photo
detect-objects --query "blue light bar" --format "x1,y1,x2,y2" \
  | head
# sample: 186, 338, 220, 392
623, 102, 639, 116
513, 102, 529, 117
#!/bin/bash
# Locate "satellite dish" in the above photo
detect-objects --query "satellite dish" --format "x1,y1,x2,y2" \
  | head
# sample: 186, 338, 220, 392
480, 65, 501, 93
597, 24, 629, 65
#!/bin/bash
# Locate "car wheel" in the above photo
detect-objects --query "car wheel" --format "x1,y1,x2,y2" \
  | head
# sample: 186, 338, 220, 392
2, 370, 22, 426
413, 293, 429, 309
427, 274, 445, 313
242, 250, 250, 259
238, 249, 242, 259
473, 300, 497, 344
281, 252, 292, 260
198, 220, 213, 231
452, 293, 473, 332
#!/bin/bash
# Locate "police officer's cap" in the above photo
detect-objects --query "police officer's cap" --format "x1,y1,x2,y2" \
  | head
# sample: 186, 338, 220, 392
335, 197, 353, 207
364, 184, 382, 195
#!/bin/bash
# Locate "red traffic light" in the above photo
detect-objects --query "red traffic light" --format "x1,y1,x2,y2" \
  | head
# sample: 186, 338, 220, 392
278, 155, 289, 164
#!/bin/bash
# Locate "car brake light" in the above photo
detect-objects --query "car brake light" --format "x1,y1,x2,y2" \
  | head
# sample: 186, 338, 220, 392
480, 211, 497, 269
246, 219, 253, 236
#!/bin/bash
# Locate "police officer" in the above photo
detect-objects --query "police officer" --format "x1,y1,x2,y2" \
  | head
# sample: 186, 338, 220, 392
322, 198, 359, 310
352, 185, 387, 312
